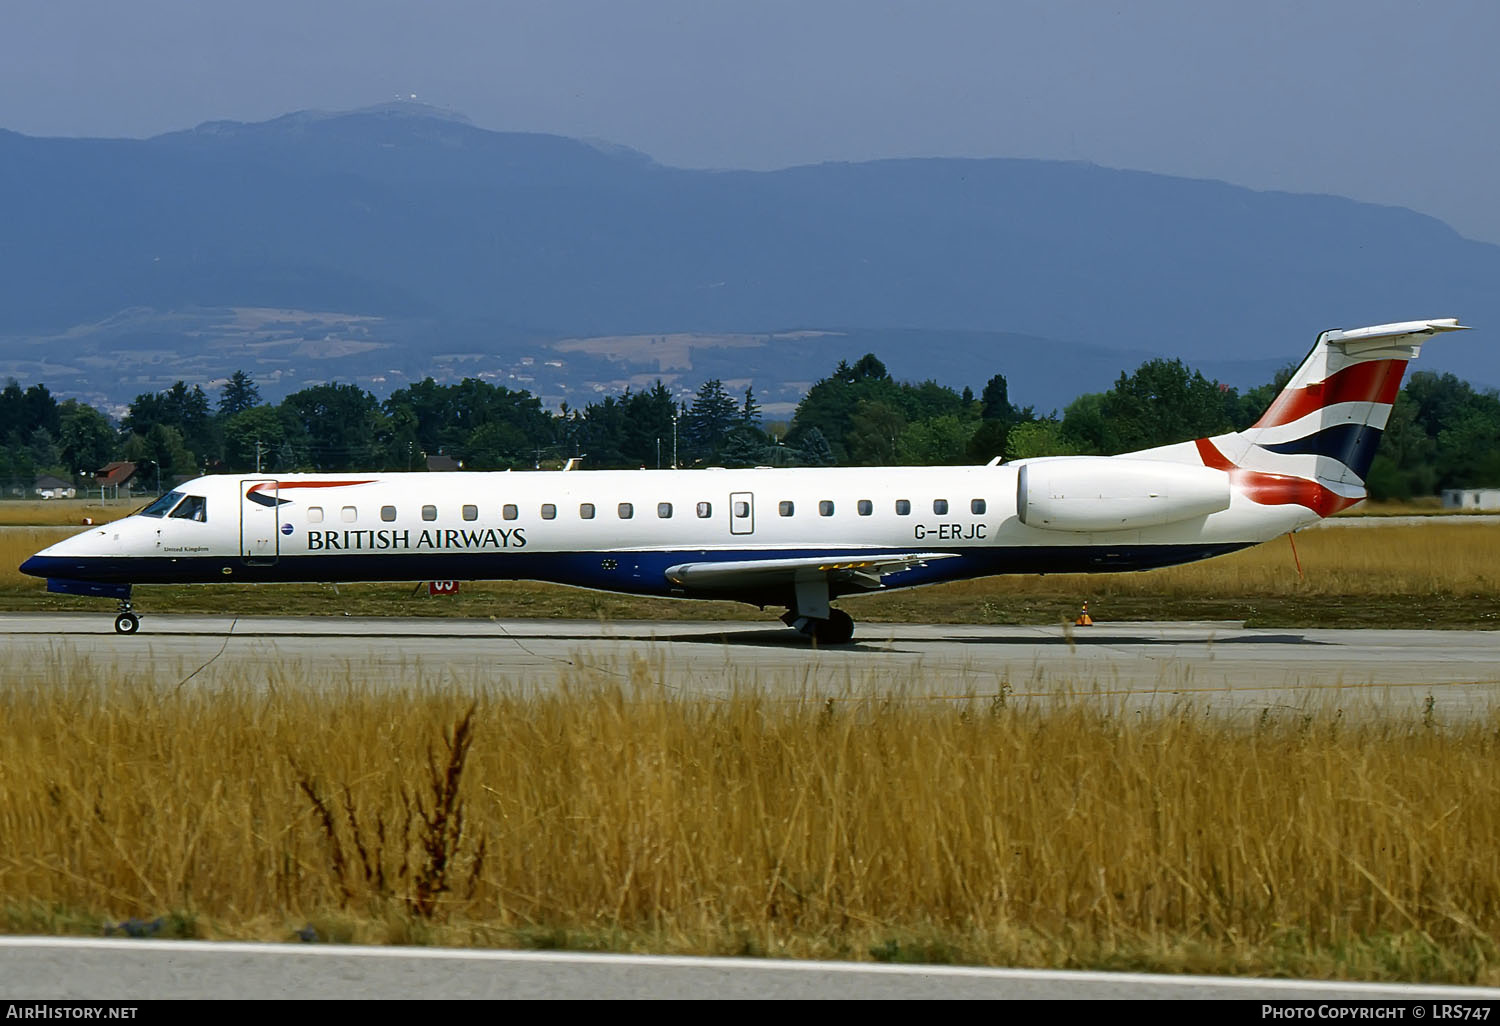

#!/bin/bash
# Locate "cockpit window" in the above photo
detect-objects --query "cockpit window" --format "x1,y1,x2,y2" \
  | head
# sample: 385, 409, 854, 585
169, 495, 208, 522
138, 491, 185, 518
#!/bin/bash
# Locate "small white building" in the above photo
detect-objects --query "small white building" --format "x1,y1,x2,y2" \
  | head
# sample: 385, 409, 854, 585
33, 475, 77, 499
1441, 488, 1500, 511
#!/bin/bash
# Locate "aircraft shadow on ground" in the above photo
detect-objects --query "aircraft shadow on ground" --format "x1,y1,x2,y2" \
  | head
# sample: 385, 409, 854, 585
638, 628, 1327, 649
566, 628, 1330, 650
640, 628, 890, 650
51, 627, 1325, 649
941, 633, 1327, 647
68, 626, 897, 651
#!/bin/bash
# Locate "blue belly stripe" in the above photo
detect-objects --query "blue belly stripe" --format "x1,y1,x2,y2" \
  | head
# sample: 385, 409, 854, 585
45, 577, 132, 600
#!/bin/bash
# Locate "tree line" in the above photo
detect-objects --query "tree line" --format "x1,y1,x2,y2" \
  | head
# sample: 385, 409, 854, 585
3, 355, 1498, 500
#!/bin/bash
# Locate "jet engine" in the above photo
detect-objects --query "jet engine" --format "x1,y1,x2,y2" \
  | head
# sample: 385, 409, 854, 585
1016, 457, 1231, 532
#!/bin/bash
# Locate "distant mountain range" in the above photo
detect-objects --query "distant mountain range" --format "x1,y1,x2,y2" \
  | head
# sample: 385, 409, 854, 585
1, 101, 1494, 417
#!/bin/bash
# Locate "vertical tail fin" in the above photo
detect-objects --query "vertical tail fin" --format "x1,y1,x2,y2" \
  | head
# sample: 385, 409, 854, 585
1195, 318, 1469, 515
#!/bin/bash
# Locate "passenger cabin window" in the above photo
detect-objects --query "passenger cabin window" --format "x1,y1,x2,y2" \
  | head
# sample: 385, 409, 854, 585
819, 500, 834, 517
462, 504, 478, 522
734, 500, 750, 518
779, 501, 795, 517
139, 491, 185, 518
341, 506, 357, 523
541, 504, 557, 520
696, 502, 712, 518
657, 502, 673, 518
170, 495, 207, 522
580, 503, 596, 520
895, 500, 911, 516
421, 505, 437, 522
380, 505, 397, 522
971, 498, 987, 515
857, 499, 873, 516
933, 499, 949, 515
308, 506, 324, 524
502, 504, 518, 521
618, 502, 634, 519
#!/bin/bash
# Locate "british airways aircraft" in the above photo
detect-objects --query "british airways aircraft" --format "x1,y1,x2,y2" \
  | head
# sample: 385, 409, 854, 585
21, 318, 1468, 641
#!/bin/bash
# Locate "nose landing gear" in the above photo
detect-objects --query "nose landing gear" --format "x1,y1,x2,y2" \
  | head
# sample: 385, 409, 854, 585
114, 600, 140, 635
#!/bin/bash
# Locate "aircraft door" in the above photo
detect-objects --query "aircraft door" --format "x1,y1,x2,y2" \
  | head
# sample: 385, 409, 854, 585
240, 478, 281, 565
729, 491, 754, 535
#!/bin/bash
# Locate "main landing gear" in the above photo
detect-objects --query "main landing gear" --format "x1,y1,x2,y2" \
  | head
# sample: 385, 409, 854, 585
781, 576, 856, 645
114, 599, 140, 635
782, 607, 855, 645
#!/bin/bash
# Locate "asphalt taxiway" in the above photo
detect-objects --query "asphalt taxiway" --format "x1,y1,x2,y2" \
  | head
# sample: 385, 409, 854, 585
5, 938, 1500, 1000
1, 613, 1496, 721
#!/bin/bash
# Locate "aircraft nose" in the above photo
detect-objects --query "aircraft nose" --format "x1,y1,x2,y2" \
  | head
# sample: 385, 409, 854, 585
20, 535, 72, 578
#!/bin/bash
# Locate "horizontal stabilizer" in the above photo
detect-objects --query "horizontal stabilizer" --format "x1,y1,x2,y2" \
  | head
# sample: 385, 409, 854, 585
1320, 318, 1470, 359
665, 552, 958, 592
1322, 317, 1470, 345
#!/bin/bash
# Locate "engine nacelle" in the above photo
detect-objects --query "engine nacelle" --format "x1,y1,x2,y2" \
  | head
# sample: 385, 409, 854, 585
1016, 457, 1231, 532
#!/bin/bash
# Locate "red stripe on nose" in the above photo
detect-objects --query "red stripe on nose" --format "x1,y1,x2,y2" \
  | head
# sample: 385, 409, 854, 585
246, 479, 376, 494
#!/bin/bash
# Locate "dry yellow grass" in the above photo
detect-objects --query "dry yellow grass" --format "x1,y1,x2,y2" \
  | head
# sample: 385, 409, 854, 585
1336, 497, 1446, 516
1, 664, 1497, 982
0, 528, 92, 592
0, 500, 135, 526
949, 522, 1500, 599
845, 521, 1500, 626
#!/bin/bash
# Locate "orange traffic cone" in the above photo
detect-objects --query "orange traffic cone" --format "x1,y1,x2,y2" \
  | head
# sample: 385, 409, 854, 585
1075, 601, 1094, 626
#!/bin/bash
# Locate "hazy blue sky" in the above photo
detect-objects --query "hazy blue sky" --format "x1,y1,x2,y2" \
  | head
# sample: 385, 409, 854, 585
5, 1, 1498, 241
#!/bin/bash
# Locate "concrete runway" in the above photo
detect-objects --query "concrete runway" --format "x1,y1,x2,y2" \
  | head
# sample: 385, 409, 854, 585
5, 938, 1500, 1001
2, 613, 1497, 721
1308, 514, 1500, 528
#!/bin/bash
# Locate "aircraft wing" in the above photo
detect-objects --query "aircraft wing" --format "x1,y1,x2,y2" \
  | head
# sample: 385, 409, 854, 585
664, 552, 959, 593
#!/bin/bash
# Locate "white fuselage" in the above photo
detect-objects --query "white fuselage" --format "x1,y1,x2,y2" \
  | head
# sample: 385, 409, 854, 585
25, 464, 1314, 602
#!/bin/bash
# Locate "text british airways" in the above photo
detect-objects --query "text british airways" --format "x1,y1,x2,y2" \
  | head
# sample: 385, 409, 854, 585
305, 528, 527, 551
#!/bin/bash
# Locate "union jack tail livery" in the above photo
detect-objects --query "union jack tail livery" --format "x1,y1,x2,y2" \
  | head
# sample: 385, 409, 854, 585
1181, 318, 1469, 516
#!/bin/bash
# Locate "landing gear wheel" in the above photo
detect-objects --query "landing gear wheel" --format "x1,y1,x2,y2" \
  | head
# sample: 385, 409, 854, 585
811, 609, 855, 646
114, 612, 140, 635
